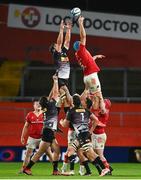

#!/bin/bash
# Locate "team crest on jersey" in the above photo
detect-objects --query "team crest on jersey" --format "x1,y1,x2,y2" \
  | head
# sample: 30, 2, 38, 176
75, 109, 85, 113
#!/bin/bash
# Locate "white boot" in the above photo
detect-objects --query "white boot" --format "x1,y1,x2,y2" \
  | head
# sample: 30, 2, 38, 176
79, 165, 85, 176
61, 162, 68, 173
69, 170, 75, 175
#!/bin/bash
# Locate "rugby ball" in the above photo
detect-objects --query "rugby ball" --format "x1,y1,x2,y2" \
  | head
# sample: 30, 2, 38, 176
71, 7, 81, 17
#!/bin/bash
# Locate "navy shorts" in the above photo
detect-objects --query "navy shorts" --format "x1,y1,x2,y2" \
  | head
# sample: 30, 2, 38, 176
58, 78, 69, 88
42, 128, 55, 143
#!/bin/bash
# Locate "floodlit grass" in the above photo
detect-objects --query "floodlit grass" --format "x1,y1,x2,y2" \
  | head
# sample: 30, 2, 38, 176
0, 162, 141, 179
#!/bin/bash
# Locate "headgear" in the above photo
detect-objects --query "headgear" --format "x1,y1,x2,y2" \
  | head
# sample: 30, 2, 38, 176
73, 41, 80, 51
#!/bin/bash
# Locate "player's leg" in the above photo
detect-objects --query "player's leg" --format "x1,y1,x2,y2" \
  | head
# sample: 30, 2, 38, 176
45, 146, 53, 162
93, 133, 113, 175
19, 148, 33, 173
23, 140, 50, 175
65, 139, 79, 175
19, 137, 40, 173
77, 148, 91, 176
61, 129, 74, 173
61, 150, 69, 173
23, 128, 53, 175
79, 132, 110, 176
51, 139, 61, 175
84, 73, 105, 112
66, 130, 78, 175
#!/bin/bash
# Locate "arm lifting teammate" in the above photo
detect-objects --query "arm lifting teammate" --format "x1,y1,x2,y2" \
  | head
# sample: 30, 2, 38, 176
23, 75, 61, 176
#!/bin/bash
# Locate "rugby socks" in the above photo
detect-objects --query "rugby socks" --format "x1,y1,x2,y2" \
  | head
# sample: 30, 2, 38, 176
68, 155, 76, 170
79, 164, 85, 175
82, 160, 91, 174
109, 166, 113, 172
61, 154, 68, 172
52, 161, 58, 171
26, 160, 35, 169
64, 153, 68, 163
102, 160, 110, 169
92, 156, 105, 174
61, 162, 68, 172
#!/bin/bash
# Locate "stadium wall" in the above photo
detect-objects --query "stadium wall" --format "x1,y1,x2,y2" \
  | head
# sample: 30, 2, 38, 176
0, 146, 139, 163
0, 102, 141, 162
0, 102, 141, 147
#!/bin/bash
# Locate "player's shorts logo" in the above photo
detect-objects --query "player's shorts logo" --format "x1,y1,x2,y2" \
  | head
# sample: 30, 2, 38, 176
21, 7, 40, 28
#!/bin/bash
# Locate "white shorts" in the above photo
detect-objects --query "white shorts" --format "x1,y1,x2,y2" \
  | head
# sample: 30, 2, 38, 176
83, 73, 101, 94
67, 129, 77, 146
91, 133, 107, 150
26, 136, 41, 149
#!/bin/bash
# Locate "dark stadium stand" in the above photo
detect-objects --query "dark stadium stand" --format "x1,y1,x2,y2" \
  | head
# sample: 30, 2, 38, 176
0, 60, 26, 97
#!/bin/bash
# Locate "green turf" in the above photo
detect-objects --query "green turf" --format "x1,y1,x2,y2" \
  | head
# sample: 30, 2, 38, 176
0, 162, 141, 179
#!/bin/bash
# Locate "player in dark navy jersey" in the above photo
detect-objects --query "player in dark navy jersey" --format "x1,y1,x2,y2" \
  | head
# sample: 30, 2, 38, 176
49, 20, 71, 88
60, 94, 110, 177
49, 20, 73, 116
23, 75, 61, 176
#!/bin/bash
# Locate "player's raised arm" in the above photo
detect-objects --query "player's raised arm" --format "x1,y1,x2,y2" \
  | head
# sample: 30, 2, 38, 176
78, 16, 86, 46
49, 74, 59, 101
56, 20, 64, 52
64, 21, 72, 49
61, 85, 73, 107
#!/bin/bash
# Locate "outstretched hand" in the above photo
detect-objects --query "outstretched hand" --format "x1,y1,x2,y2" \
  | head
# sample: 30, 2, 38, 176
52, 74, 58, 81
78, 16, 84, 24
65, 20, 72, 30
60, 20, 65, 30
93, 55, 106, 60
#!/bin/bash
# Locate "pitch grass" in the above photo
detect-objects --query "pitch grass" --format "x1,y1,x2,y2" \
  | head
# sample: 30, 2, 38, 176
0, 162, 141, 179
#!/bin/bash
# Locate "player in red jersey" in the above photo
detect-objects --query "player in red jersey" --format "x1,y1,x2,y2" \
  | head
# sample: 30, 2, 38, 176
19, 99, 52, 173
91, 98, 113, 175
73, 16, 105, 112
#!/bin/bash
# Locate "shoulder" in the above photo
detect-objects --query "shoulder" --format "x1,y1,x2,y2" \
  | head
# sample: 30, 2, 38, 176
80, 43, 86, 50
77, 43, 86, 54
53, 50, 60, 57
26, 111, 33, 121
62, 46, 69, 51
26, 111, 33, 117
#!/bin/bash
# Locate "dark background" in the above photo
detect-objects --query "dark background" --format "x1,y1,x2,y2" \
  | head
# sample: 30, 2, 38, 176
1, 0, 141, 16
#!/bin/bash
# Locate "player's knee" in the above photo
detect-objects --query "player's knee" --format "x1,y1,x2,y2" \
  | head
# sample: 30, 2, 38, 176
25, 149, 33, 157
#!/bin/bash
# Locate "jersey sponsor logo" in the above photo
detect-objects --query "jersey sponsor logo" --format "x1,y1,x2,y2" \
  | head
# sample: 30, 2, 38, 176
75, 109, 86, 113
61, 56, 69, 62
31, 121, 43, 124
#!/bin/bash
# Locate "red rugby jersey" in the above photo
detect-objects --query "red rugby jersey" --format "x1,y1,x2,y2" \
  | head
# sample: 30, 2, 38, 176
26, 111, 43, 139
75, 44, 100, 76
91, 109, 109, 134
